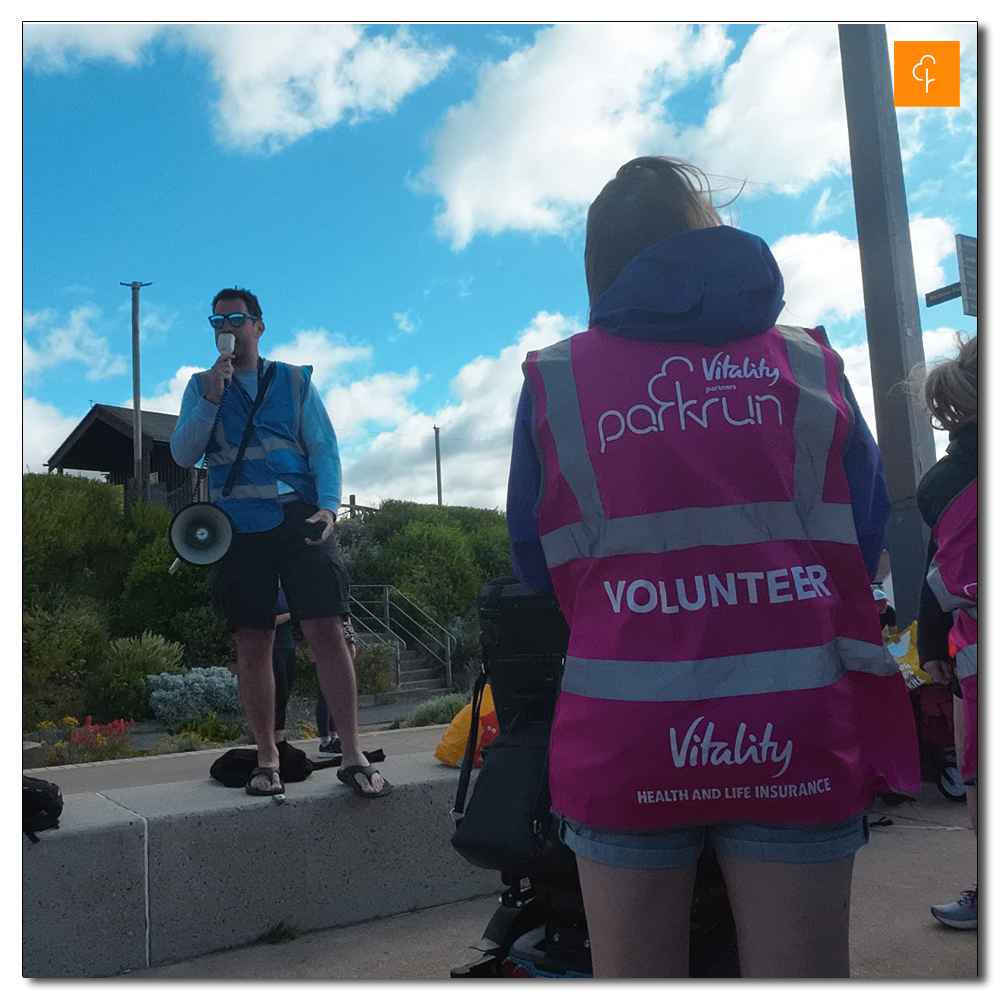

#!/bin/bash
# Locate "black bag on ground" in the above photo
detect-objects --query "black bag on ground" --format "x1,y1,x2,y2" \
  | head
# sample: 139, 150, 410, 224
209, 742, 385, 787
24, 775, 64, 843
211, 742, 315, 786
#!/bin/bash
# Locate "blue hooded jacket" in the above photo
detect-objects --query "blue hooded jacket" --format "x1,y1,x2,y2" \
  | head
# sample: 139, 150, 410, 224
506, 226, 891, 591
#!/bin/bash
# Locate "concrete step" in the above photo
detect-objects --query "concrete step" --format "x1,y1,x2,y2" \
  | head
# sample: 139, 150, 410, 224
397, 679, 449, 693
397, 667, 439, 683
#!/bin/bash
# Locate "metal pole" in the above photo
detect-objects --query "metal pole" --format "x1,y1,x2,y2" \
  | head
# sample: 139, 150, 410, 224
838, 25, 937, 625
120, 280, 152, 503
434, 425, 443, 505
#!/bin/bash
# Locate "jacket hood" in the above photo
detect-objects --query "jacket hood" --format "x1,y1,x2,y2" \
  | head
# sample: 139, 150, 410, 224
589, 225, 785, 346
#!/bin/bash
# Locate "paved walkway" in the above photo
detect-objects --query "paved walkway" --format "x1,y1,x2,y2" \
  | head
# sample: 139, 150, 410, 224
28, 726, 980, 979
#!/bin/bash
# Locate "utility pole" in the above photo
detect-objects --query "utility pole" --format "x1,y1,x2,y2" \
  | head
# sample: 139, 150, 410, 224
838, 25, 937, 625
120, 280, 152, 503
434, 425, 443, 506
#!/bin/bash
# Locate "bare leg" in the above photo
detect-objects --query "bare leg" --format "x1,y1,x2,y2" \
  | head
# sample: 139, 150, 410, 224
234, 627, 281, 793
718, 854, 854, 977
953, 696, 977, 839
300, 616, 384, 794
575, 855, 698, 977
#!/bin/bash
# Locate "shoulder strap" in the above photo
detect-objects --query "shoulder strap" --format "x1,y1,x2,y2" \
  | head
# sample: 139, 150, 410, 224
221, 361, 277, 498
451, 666, 489, 824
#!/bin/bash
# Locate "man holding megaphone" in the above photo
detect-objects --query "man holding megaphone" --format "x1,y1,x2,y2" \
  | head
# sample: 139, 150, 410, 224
170, 287, 388, 799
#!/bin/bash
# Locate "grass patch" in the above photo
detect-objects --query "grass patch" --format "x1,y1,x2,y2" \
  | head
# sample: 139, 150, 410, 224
256, 921, 299, 944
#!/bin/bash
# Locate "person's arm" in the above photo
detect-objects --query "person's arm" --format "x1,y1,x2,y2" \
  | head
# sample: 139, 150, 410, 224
507, 383, 554, 593
299, 377, 342, 543
170, 375, 218, 468
840, 377, 892, 580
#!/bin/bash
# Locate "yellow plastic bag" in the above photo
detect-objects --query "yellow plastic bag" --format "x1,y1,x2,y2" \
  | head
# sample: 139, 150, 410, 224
434, 684, 499, 768
887, 621, 934, 690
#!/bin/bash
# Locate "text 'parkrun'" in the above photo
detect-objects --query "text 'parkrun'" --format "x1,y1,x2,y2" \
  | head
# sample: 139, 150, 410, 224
598, 353, 785, 452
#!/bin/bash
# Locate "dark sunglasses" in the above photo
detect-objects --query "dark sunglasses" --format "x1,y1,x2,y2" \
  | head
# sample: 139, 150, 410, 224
208, 313, 259, 329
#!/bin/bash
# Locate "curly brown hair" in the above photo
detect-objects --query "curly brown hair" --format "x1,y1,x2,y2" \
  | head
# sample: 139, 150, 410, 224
921, 334, 977, 432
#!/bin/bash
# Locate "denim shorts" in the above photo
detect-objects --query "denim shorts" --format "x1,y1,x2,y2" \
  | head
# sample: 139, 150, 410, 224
559, 813, 869, 869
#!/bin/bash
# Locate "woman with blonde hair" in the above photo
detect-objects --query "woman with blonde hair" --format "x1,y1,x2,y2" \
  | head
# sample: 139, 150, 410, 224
916, 334, 978, 929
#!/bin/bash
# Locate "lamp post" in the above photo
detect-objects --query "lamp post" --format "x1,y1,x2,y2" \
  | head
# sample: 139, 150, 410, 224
120, 280, 152, 503
837, 25, 937, 624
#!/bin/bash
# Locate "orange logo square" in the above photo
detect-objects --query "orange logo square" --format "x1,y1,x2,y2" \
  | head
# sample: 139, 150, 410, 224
894, 41, 960, 107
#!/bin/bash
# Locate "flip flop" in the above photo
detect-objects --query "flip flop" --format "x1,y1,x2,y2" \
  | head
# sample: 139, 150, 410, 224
246, 765, 284, 796
337, 763, 391, 798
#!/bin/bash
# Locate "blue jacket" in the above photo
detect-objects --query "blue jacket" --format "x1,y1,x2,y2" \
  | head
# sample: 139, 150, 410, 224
171, 359, 342, 532
507, 226, 891, 590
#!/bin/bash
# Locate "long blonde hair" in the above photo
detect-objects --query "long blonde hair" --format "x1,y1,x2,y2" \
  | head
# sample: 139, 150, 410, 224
921, 334, 977, 432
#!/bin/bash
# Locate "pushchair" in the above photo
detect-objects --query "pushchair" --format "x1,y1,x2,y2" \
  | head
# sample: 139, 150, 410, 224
449, 577, 740, 978
909, 681, 966, 802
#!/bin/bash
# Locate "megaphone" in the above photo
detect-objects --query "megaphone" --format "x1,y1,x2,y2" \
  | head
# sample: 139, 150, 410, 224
169, 503, 235, 568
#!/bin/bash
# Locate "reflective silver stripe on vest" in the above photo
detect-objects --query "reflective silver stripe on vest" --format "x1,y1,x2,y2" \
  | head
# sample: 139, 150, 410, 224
775, 325, 836, 521
957, 643, 978, 679
222, 483, 281, 500
541, 501, 858, 565
258, 434, 306, 456
925, 557, 977, 615
535, 327, 857, 568
561, 638, 896, 703
535, 338, 606, 524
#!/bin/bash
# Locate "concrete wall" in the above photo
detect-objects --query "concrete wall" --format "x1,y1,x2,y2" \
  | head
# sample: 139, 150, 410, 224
23, 755, 496, 978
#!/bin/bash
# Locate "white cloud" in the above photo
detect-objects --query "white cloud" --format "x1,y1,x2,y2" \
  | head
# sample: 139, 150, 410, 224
909, 214, 957, 293
774, 215, 957, 327
268, 329, 371, 390
324, 371, 421, 439
23, 23, 452, 153
181, 24, 453, 152
393, 311, 417, 335
341, 310, 577, 509
775, 232, 864, 327
420, 23, 732, 249
681, 23, 849, 195
22, 307, 128, 381
22, 398, 84, 474
22, 23, 161, 69
133, 367, 202, 414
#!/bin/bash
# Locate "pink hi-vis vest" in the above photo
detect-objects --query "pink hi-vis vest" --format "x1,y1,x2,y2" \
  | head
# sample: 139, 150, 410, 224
524, 324, 920, 829
928, 479, 977, 779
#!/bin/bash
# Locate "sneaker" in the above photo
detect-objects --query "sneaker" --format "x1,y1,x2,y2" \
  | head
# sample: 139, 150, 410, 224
931, 887, 978, 929
318, 737, 341, 757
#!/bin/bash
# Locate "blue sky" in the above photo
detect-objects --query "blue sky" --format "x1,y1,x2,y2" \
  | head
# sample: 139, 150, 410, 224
21, 19, 979, 512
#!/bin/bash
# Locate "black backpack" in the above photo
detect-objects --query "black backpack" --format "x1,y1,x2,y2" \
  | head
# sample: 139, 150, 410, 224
24, 776, 63, 843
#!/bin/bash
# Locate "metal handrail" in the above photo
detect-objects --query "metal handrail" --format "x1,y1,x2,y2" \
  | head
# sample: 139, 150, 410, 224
349, 584, 455, 688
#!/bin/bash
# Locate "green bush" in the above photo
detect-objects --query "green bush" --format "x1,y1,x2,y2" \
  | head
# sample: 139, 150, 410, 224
402, 692, 468, 728
166, 710, 248, 743
117, 537, 209, 640
22, 473, 130, 602
23, 592, 109, 728
373, 521, 481, 624
87, 631, 186, 722
355, 642, 396, 694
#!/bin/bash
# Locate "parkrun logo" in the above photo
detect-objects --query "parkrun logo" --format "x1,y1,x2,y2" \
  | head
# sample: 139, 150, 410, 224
598, 353, 783, 453
893, 41, 960, 108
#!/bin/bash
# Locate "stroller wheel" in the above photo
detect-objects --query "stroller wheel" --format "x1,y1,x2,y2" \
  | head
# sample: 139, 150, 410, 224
936, 766, 968, 803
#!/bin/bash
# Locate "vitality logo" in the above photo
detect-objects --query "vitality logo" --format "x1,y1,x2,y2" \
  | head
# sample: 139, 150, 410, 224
894, 41, 960, 107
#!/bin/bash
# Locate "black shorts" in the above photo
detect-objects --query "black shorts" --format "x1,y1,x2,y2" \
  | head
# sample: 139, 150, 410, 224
209, 500, 351, 632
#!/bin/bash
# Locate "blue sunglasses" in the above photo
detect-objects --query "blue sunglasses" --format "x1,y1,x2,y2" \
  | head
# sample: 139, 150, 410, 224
208, 313, 259, 329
